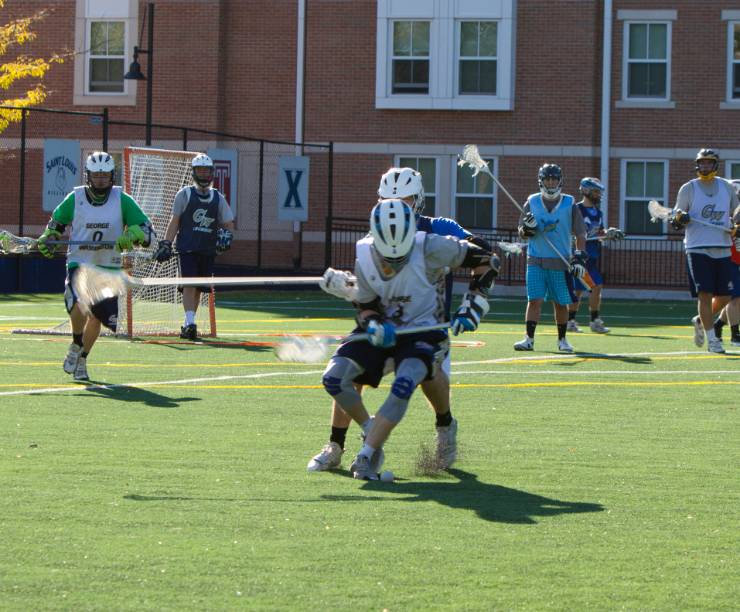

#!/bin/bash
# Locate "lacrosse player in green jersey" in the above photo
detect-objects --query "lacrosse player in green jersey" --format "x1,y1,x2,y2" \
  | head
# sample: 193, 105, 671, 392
37, 152, 154, 381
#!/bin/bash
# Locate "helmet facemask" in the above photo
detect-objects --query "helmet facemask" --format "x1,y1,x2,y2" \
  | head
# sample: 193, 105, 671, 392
85, 151, 115, 203
192, 154, 215, 188
695, 149, 719, 182
370, 199, 416, 274
579, 177, 604, 205
538, 164, 563, 200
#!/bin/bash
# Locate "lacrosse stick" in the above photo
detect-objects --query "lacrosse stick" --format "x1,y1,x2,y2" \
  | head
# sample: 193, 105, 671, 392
458, 145, 594, 289
0, 230, 115, 255
274, 322, 451, 363
647, 200, 733, 234
494, 241, 524, 256
71, 263, 322, 313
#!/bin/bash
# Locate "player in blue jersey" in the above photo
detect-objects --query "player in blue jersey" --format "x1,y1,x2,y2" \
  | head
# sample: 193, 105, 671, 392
566, 177, 624, 334
308, 167, 494, 473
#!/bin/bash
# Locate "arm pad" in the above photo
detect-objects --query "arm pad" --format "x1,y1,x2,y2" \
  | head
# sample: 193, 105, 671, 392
47, 219, 67, 234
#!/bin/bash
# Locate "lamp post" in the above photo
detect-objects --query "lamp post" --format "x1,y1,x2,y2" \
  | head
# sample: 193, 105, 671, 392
124, 2, 154, 146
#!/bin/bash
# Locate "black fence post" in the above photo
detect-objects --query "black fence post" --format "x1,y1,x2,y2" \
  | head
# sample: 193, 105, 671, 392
257, 139, 264, 269
324, 141, 334, 269
102, 107, 109, 151
182, 128, 188, 151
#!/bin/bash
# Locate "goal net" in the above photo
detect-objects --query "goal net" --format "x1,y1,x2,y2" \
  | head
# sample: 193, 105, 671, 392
119, 147, 216, 337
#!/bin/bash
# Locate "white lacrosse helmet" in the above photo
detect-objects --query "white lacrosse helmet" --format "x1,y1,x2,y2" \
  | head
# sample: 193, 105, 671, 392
85, 151, 115, 201
192, 153, 214, 187
378, 167, 425, 214
370, 199, 417, 270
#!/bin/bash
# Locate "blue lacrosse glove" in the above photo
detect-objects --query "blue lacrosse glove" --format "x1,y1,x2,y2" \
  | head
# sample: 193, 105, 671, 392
153, 240, 173, 262
451, 292, 490, 336
216, 228, 233, 253
37, 228, 61, 258
367, 319, 396, 348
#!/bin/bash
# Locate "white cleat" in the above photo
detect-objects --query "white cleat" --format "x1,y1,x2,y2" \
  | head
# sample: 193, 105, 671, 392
350, 454, 378, 480
691, 315, 705, 347
63, 343, 82, 374
589, 318, 610, 334
707, 338, 726, 354
307, 441, 343, 472
513, 337, 534, 351
566, 319, 582, 333
73, 356, 89, 381
557, 338, 574, 353
435, 418, 458, 470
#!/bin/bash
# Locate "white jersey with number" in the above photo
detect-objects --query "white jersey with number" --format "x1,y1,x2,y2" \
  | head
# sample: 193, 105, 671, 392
67, 186, 124, 268
355, 231, 467, 330
685, 178, 732, 250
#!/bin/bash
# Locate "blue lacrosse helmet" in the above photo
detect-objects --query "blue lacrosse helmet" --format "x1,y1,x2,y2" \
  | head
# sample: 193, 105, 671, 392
538, 163, 563, 199
579, 177, 605, 203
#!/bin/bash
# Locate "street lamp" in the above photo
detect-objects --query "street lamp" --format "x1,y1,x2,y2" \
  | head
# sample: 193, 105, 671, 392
124, 2, 154, 146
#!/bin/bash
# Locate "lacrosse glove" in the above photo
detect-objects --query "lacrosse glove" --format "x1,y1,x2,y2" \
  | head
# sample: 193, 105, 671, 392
153, 240, 173, 262
116, 225, 147, 252
366, 319, 396, 348
669, 210, 690, 231
37, 228, 62, 258
519, 212, 538, 237
216, 228, 233, 253
605, 227, 625, 240
569, 250, 588, 279
451, 292, 490, 336
733, 225, 740, 250
319, 267, 358, 302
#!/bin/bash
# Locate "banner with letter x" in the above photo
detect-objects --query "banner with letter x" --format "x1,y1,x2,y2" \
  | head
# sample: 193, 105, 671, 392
278, 156, 309, 222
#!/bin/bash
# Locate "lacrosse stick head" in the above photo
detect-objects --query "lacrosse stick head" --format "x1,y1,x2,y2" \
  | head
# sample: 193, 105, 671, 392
647, 200, 671, 223
72, 264, 129, 315
0, 231, 35, 255
274, 336, 329, 363
457, 145, 489, 177
495, 241, 524, 257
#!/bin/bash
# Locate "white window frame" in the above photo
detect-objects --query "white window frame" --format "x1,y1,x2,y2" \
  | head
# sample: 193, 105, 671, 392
395, 156, 438, 217
390, 21, 431, 95
619, 158, 669, 239
722, 12, 740, 108
455, 20, 498, 97
74, 0, 138, 106
616, 10, 676, 109
86, 20, 127, 95
451, 156, 498, 231
376, 0, 516, 111
726, 160, 740, 180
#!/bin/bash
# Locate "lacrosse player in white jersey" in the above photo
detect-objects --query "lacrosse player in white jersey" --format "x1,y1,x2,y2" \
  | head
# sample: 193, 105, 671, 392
320, 198, 499, 480
670, 149, 740, 353
36, 152, 153, 380
309, 167, 495, 474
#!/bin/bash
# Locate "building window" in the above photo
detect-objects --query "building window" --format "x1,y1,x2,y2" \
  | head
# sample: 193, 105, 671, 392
398, 157, 436, 216
376, 0, 515, 111
455, 157, 495, 230
391, 21, 429, 95
623, 161, 666, 236
458, 21, 497, 95
626, 22, 669, 99
731, 22, 740, 100
88, 21, 126, 93
728, 161, 740, 179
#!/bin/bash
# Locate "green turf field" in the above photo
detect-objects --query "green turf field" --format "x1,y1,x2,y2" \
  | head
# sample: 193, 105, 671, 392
1, 291, 738, 610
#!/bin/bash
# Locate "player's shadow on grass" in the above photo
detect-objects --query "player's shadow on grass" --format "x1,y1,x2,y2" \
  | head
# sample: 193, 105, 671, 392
132, 338, 275, 354
550, 352, 653, 365
324, 468, 604, 524
72, 384, 199, 408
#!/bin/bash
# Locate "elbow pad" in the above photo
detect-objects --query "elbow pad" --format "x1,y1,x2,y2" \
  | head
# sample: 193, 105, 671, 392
47, 219, 67, 234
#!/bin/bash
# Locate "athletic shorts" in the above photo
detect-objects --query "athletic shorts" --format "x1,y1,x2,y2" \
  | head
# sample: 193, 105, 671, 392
585, 258, 603, 287
64, 267, 119, 332
178, 252, 216, 293
686, 253, 735, 297
333, 329, 449, 388
526, 264, 577, 305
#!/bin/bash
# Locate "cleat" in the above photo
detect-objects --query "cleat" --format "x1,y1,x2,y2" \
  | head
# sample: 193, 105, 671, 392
513, 337, 534, 351
731, 337, 740, 348
350, 454, 378, 480
63, 343, 82, 374
180, 324, 198, 341
557, 338, 574, 353
360, 417, 385, 473
307, 442, 343, 472
566, 319, 582, 333
691, 316, 705, 347
707, 338, 725, 354
435, 417, 458, 470
589, 318, 610, 334
73, 357, 89, 381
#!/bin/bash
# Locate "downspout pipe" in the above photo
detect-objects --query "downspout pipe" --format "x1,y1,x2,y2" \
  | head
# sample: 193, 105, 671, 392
600, 0, 613, 224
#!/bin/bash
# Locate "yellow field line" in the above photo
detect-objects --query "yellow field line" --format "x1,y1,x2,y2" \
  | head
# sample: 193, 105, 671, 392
0, 361, 310, 368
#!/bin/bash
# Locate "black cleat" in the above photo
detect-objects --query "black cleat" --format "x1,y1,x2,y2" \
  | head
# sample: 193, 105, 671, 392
180, 324, 197, 340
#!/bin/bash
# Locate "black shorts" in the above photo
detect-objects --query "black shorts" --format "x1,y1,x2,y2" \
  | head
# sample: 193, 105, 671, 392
179, 252, 216, 292
686, 253, 735, 297
64, 267, 119, 332
334, 328, 449, 388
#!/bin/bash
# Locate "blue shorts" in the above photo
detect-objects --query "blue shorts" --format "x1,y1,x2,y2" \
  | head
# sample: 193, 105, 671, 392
64, 267, 119, 332
526, 265, 577, 305
333, 328, 449, 388
179, 252, 216, 292
686, 253, 735, 297
585, 258, 603, 287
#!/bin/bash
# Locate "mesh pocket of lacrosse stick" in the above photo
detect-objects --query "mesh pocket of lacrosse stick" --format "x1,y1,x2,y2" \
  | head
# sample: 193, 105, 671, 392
274, 336, 331, 363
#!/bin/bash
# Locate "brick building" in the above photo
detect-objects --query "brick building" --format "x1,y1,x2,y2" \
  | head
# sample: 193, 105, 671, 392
2, 0, 740, 274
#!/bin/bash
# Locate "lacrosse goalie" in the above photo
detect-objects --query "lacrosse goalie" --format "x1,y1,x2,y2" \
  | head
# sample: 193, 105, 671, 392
36, 151, 153, 381
153, 154, 235, 341
670, 149, 740, 353
309, 167, 497, 474
320, 198, 499, 480
567, 177, 624, 334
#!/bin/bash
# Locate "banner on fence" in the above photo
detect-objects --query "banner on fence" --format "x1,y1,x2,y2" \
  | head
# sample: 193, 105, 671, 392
277, 156, 309, 222
43, 139, 81, 211
207, 148, 238, 217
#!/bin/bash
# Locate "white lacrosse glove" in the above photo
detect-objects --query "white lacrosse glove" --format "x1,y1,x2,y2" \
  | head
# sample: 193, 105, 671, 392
604, 227, 625, 240
318, 267, 358, 302
451, 292, 490, 336
519, 212, 538, 237
367, 319, 396, 348
569, 250, 588, 279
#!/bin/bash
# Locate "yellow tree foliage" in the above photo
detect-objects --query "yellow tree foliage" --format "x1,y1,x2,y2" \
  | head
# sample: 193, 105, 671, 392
0, 0, 63, 132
